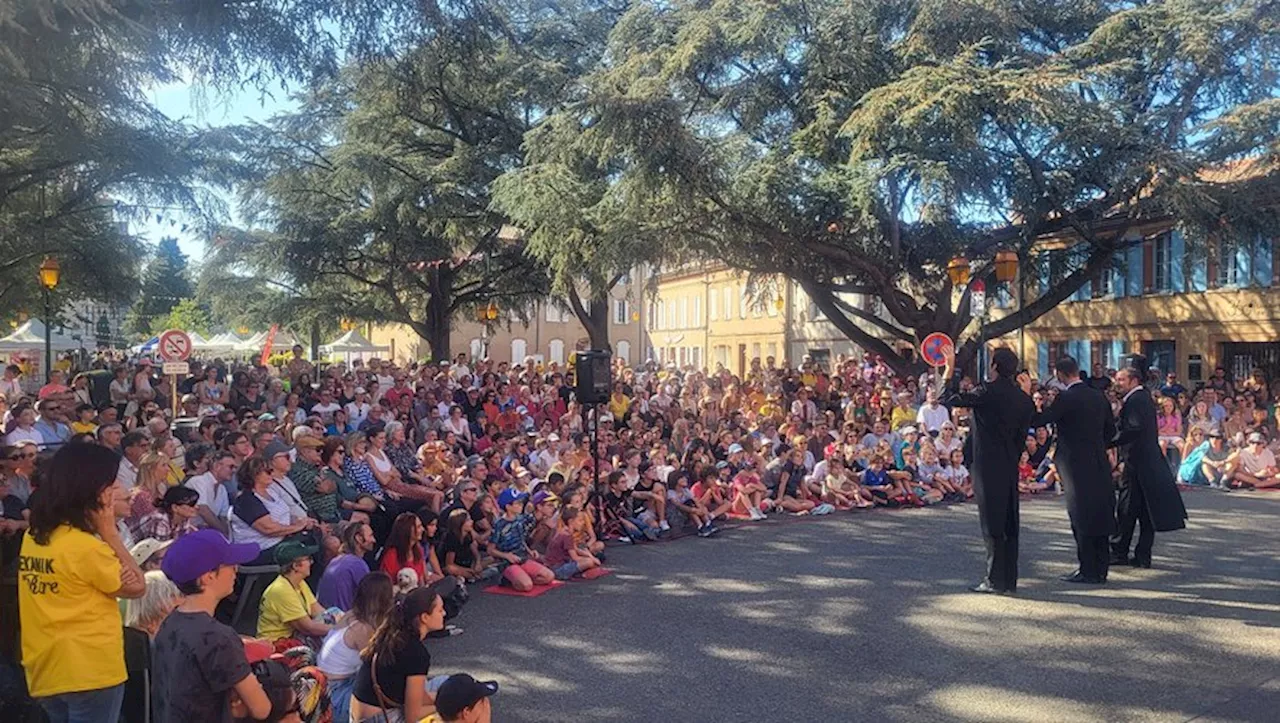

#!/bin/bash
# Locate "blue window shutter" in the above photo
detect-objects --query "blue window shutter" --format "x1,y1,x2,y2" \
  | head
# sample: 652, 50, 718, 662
1236, 238, 1252, 286
1112, 339, 1126, 369
1171, 231, 1186, 293
1037, 341, 1049, 380
1076, 340, 1091, 371
1126, 243, 1144, 296
1254, 235, 1273, 287
1190, 248, 1207, 291
1112, 253, 1127, 298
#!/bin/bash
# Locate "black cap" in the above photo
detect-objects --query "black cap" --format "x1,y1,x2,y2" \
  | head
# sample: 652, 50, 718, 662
435, 674, 499, 719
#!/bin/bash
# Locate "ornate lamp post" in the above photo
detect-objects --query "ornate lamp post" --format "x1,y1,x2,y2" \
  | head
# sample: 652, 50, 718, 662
38, 257, 60, 380
477, 301, 499, 359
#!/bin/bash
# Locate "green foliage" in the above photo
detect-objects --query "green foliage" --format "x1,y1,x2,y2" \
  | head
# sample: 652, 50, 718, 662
220, 2, 633, 357
532, 0, 1280, 370
151, 298, 212, 337
127, 238, 193, 335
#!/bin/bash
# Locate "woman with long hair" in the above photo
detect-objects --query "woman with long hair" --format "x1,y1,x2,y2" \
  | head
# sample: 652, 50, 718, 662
19, 443, 146, 719
126, 452, 172, 539
319, 572, 395, 723
349, 587, 446, 722
379, 512, 428, 583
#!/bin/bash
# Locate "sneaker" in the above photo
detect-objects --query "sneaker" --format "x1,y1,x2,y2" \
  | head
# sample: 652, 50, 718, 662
750, 507, 766, 520
660, 520, 671, 532
697, 525, 712, 538
706, 524, 720, 536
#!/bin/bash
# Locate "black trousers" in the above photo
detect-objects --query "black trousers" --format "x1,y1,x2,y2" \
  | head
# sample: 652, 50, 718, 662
981, 497, 1019, 591
1111, 480, 1154, 564
1073, 525, 1110, 580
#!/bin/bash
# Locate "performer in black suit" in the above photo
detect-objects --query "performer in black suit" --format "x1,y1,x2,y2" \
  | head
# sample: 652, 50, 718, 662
1109, 355, 1188, 568
1031, 356, 1117, 584
941, 346, 1034, 595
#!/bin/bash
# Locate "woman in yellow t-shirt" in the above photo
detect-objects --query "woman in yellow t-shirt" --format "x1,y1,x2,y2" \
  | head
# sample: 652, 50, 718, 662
19, 443, 146, 719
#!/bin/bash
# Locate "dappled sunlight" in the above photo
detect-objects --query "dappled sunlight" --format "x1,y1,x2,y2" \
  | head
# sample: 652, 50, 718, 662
433, 492, 1280, 722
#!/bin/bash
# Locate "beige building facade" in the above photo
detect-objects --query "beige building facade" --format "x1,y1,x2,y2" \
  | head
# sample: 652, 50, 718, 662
369, 270, 650, 367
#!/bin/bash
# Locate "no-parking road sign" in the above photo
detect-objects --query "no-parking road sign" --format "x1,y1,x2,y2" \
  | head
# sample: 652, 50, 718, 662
158, 329, 193, 362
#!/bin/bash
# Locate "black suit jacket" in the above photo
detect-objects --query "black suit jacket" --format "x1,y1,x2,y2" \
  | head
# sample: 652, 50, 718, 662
1032, 381, 1117, 536
1110, 387, 1188, 531
942, 374, 1034, 539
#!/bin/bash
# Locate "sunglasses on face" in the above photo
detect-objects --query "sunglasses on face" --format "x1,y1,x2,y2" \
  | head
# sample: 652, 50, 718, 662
8, 452, 34, 460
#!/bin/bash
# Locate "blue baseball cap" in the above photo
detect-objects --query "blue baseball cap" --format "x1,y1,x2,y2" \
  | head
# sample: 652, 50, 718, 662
497, 488, 529, 509
162, 529, 259, 584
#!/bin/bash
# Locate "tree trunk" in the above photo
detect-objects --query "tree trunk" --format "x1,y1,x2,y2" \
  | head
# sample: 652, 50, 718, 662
309, 320, 321, 360
565, 282, 613, 352
423, 268, 453, 361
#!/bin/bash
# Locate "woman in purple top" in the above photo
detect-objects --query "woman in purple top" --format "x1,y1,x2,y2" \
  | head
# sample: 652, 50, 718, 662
317, 522, 374, 610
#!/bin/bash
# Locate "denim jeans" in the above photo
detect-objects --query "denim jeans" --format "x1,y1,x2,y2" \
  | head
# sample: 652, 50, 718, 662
37, 683, 126, 723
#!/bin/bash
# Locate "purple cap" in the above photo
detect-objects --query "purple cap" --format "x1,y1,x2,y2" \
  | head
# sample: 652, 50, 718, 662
162, 529, 260, 584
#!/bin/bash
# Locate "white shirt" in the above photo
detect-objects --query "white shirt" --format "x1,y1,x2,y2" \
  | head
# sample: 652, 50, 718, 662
345, 401, 370, 427
311, 401, 341, 423
915, 403, 951, 433
1122, 385, 1142, 404
185, 471, 230, 523
117, 457, 139, 490
270, 477, 310, 519
0, 377, 23, 400
4, 426, 42, 448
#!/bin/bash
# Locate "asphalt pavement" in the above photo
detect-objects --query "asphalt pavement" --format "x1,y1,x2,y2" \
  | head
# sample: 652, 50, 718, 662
428, 490, 1280, 722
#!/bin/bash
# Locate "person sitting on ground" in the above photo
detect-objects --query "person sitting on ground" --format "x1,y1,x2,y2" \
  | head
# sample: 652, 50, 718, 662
860, 453, 905, 505
630, 460, 670, 532
1179, 428, 1232, 488
317, 572, 394, 723
430, 674, 498, 723
941, 448, 972, 499
887, 446, 932, 505
728, 466, 770, 520
543, 507, 602, 579
665, 469, 713, 534
317, 520, 375, 610
821, 452, 873, 509
438, 508, 489, 583
489, 488, 555, 590
761, 445, 817, 514
379, 511, 444, 587
691, 466, 731, 531
349, 587, 447, 723
1229, 432, 1280, 489
601, 471, 660, 543
527, 489, 560, 555
257, 540, 332, 647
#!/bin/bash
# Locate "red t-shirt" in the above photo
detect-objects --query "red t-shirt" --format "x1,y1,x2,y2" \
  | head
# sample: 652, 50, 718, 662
544, 530, 575, 568
379, 544, 427, 582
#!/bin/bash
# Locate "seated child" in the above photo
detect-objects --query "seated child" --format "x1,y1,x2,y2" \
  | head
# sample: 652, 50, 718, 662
917, 445, 960, 502
601, 471, 659, 542
729, 468, 769, 520
1019, 451, 1053, 494
666, 470, 716, 537
692, 466, 732, 529
860, 453, 906, 506
821, 454, 872, 509
489, 489, 555, 591
941, 448, 972, 499
543, 507, 601, 579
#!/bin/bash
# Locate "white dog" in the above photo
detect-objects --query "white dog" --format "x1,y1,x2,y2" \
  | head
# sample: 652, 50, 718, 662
395, 567, 420, 596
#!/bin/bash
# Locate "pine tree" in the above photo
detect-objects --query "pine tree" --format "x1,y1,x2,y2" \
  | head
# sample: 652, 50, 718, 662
127, 238, 193, 336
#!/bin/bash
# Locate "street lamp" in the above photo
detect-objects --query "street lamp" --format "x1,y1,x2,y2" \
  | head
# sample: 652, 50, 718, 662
946, 255, 971, 287
994, 249, 1019, 283
38, 256, 60, 381
477, 301, 499, 359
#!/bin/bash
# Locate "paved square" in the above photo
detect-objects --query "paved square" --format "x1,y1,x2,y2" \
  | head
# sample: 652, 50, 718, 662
432, 492, 1280, 722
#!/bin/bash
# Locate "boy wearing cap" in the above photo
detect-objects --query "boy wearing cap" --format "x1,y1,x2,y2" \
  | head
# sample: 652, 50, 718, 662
153, 530, 272, 723
489, 488, 554, 591
428, 674, 497, 722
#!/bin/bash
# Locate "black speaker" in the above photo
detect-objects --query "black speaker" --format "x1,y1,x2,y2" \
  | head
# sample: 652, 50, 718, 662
575, 350, 612, 404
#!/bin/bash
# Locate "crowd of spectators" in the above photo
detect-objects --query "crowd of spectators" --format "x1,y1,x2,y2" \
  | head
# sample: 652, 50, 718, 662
1, 342, 1271, 722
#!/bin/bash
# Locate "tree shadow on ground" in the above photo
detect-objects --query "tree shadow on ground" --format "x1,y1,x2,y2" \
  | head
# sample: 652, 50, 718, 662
430, 492, 1280, 722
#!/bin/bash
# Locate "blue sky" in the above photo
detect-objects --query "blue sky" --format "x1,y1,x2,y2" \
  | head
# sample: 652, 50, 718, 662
136, 81, 295, 261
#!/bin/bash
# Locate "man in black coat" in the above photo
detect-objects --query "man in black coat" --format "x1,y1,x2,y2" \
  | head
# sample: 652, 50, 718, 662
1109, 355, 1188, 568
1031, 356, 1117, 584
941, 346, 1034, 595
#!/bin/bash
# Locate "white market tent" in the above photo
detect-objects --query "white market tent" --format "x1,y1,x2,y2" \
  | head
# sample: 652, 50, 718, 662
321, 329, 388, 364
196, 332, 243, 353
0, 320, 82, 352
234, 328, 301, 354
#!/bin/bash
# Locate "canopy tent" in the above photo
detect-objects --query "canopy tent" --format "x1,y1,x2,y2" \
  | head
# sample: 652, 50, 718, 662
322, 329, 388, 364
235, 328, 301, 354
130, 336, 160, 355
187, 331, 208, 348
196, 332, 243, 352
0, 320, 83, 352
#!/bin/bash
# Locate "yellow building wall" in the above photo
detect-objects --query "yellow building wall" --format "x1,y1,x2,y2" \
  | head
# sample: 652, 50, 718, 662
1025, 287, 1280, 380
